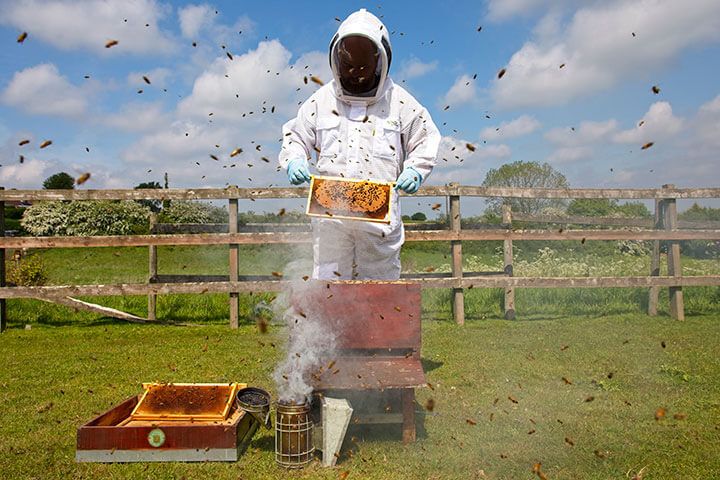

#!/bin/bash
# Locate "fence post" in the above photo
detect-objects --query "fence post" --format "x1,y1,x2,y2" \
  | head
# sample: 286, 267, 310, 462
147, 213, 157, 321
0, 187, 6, 333
229, 193, 239, 329
663, 184, 684, 320
449, 191, 464, 325
648, 198, 662, 316
502, 203, 515, 320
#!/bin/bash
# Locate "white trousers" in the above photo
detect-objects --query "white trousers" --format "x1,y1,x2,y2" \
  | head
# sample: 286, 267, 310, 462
311, 219, 404, 280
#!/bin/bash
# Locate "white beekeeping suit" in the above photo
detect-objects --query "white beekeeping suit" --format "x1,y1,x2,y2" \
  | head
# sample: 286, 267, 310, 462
279, 8, 440, 280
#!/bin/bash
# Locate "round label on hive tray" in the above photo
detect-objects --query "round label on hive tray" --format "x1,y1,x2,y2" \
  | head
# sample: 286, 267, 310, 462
148, 428, 166, 448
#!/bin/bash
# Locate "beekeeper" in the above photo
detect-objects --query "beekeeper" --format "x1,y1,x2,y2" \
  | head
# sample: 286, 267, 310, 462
279, 8, 440, 281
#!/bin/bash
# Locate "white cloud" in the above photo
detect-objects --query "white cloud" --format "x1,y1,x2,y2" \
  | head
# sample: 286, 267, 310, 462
117, 40, 330, 188
178, 40, 329, 121
481, 115, 541, 140
440, 74, 478, 107
491, 0, 720, 108
613, 101, 683, 144
0, 0, 176, 55
0, 157, 55, 189
178, 4, 214, 38
396, 58, 438, 80
1, 63, 89, 117
486, 0, 597, 21
103, 102, 171, 133
545, 119, 618, 147
694, 94, 720, 148
547, 146, 592, 164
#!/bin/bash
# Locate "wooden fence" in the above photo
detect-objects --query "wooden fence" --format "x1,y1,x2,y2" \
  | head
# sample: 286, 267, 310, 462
0, 183, 719, 331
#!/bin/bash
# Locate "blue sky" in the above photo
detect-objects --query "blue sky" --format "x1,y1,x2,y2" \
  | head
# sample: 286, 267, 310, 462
1, 0, 719, 212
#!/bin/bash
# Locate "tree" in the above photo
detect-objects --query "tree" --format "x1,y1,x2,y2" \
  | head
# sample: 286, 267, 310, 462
134, 181, 163, 212
567, 199, 651, 218
43, 172, 75, 190
410, 212, 427, 221
482, 161, 568, 215
567, 199, 617, 217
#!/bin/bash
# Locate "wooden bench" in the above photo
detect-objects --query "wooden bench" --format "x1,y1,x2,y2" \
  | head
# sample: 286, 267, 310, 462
290, 282, 425, 443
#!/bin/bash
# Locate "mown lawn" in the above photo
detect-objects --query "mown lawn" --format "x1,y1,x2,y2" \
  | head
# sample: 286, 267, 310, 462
1, 245, 719, 479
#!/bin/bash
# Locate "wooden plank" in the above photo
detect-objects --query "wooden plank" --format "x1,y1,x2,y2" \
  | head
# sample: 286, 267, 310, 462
449, 195, 464, 325
502, 204, 515, 320
291, 283, 421, 350
229, 197, 239, 329
402, 389, 416, 444
4, 186, 720, 202
664, 185, 685, 321
39, 296, 150, 323
648, 199, 662, 316
148, 214, 158, 321
0, 275, 718, 299
454, 186, 720, 199
350, 413, 404, 425
312, 357, 426, 390
6, 229, 720, 250
0, 187, 5, 332
153, 271, 508, 284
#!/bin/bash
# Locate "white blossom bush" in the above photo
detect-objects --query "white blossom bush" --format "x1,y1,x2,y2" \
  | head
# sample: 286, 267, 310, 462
160, 201, 228, 224
22, 201, 151, 236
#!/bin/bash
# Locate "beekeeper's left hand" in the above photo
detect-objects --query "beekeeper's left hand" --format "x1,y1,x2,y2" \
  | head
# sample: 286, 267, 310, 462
394, 167, 422, 194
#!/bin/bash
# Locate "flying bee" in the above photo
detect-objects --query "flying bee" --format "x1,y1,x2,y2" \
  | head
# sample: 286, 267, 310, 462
76, 172, 91, 185
105, 39, 118, 48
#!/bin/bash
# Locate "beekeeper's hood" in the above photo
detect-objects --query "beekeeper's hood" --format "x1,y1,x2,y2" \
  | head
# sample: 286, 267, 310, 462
329, 8, 392, 105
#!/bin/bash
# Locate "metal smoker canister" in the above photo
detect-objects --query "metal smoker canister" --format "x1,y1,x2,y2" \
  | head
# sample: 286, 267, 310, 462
275, 400, 314, 468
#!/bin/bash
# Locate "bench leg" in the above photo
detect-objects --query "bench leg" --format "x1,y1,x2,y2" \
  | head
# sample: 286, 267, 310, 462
401, 389, 415, 443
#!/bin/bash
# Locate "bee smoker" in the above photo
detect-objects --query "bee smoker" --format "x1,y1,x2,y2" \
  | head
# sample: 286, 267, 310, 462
274, 399, 315, 468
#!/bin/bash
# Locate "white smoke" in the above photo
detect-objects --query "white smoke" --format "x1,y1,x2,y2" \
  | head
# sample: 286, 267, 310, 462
272, 259, 337, 404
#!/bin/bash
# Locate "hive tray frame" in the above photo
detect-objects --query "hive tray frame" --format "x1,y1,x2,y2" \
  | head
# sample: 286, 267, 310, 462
128, 382, 242, 422
306, 175, 395, 224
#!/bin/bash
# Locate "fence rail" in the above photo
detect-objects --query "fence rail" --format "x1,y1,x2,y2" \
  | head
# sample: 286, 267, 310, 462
1, 183, 719, 330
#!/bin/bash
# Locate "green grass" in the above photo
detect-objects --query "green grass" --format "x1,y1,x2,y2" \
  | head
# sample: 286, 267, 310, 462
1, 315, 719, 479
1, 245, 719, 478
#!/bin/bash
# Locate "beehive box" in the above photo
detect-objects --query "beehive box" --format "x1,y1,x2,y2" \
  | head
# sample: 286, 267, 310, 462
76, 383, 259, 463
306, 175, 394, 223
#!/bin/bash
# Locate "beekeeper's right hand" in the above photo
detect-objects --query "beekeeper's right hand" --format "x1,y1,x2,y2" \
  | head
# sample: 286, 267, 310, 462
287, 158, 311, 185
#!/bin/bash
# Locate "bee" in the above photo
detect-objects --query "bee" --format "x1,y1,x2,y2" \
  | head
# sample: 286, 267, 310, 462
564, 436, 575, 446
431, 203, 441, 210
465, 143, 476, 152
209, 154, 219, 161
497, 67, 507, 79
18, 139, 29, 146
261, 156, 270, 162
655, 407, 666, 420
585, 395, 595, 402
641, 142, 654, 150
508, 395, 518, 404
331, 109, 339, 116
310, 76, 324, 86
271, 271, 283, 278
443, 105, 450, 111
226, 52, 233, 60
562, 377, 572, 385
143, 76, 151, 84
424, 398, 435, 411
651, 85, 660, 94
230, 148, 242, 157
39, 140, 52, 149
527, 429, 536, 435
362, 115, 369, 122
559, 63, 566, 68
17, 31, 28, 43
105, 39, 119, 48
465, 418, 477, 426
76, 172, 91, 185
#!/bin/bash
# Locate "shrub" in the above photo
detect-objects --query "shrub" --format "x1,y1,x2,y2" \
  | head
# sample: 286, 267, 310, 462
21, 201, 151, 236
159, 200, 228, 224
7, 253, 47, 286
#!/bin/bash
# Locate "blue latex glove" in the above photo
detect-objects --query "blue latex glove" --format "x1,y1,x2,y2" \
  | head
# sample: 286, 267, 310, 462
287, 158, 311, 185
394, 167, 422, 194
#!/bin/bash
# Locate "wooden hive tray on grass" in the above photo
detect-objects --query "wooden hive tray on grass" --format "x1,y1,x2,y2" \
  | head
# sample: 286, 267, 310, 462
76, 383, 262, 463
306, 175, 394, 224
